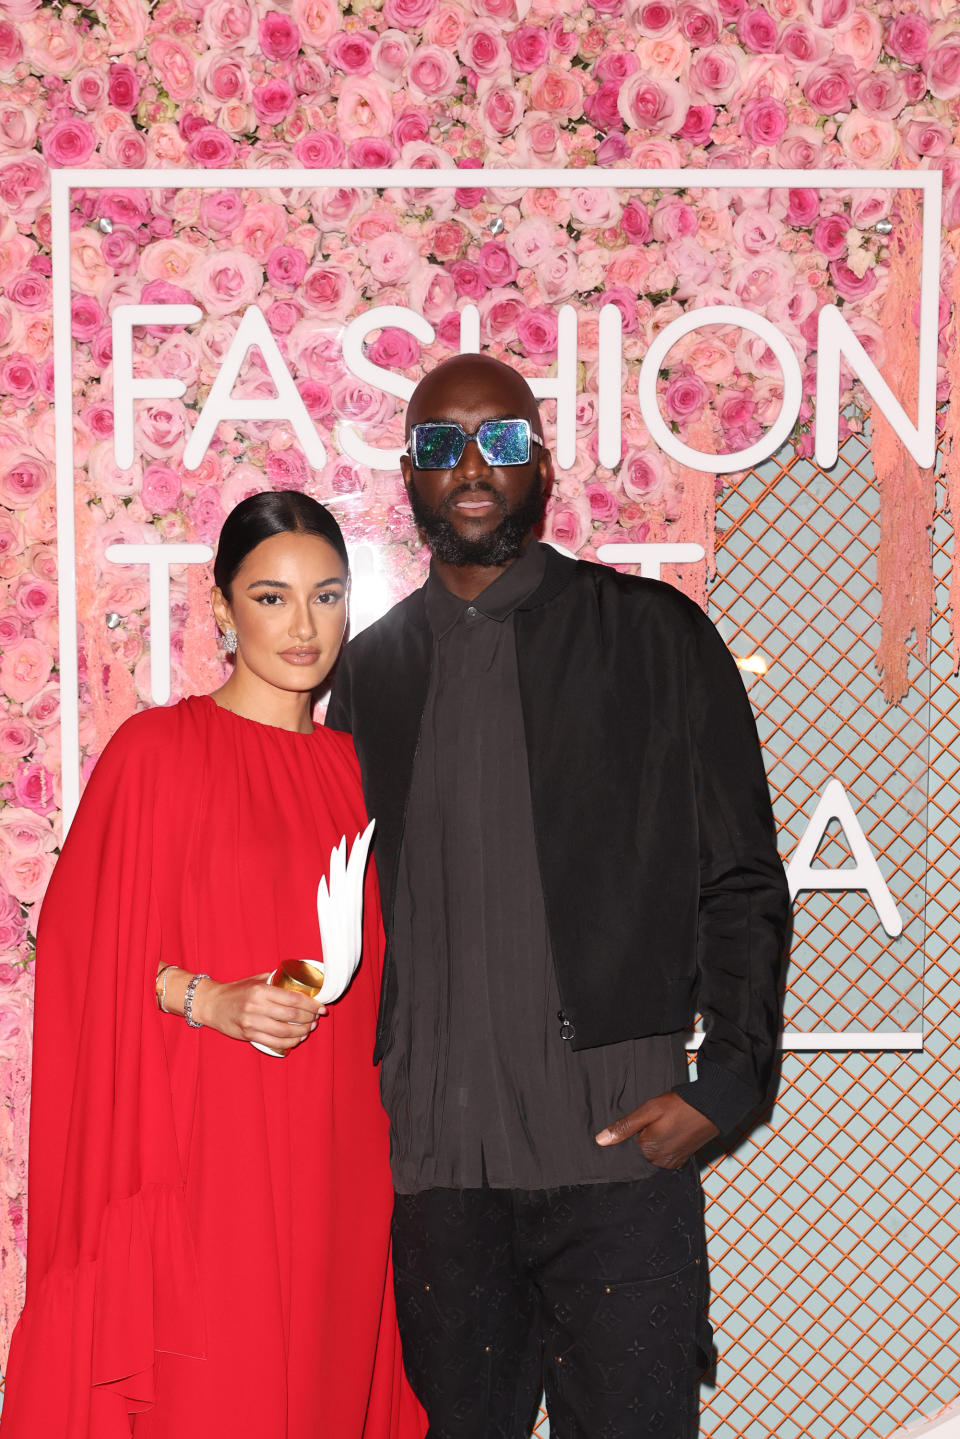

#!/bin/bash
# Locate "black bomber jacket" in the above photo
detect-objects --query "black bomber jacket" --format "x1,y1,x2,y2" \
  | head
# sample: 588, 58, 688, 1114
326, 544, 791, 1135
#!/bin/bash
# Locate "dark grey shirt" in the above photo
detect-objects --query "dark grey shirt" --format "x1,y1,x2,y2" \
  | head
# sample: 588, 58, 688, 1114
381, 541, 687, 1193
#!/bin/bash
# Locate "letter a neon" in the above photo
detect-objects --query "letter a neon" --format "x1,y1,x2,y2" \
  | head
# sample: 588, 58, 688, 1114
786, 778, 902, 937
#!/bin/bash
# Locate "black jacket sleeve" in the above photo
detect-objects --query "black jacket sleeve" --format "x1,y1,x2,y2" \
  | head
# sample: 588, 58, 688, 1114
671, 605, 790, 1134
325, 651, 353, 735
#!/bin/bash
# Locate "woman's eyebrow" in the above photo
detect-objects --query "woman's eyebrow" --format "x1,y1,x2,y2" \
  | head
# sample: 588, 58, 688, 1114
246, 578, 345, 589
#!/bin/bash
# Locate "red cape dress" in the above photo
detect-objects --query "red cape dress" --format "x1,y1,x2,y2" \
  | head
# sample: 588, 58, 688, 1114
2, 695, 425, 1439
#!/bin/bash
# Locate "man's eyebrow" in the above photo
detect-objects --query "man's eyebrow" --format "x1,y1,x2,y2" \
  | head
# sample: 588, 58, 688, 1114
246, 578, 345, 589
415, 413, 526, 425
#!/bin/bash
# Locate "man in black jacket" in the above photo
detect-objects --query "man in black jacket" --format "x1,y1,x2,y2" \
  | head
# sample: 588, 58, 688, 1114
327, 353, 789, 1438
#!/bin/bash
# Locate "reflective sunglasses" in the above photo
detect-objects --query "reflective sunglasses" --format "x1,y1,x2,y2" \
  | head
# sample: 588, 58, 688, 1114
409, 418, 542, 470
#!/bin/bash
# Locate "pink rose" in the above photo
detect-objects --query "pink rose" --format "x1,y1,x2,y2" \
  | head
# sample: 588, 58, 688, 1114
544, 496, 591, 554
367, 327, 421, 369
408, 267, 456, 324
0, 850, 54, 906
785, 188, 819, 225
141, 463, 182, 514
373, 31, 414, 80
136, 400, 189, 460
100, 0, 148, 54
336, 74, 394, 138
925, 37, 960, 101
13, 762, 56, 816
634, 0, 679, 35
738, 6, 779, 51
449, 260, 484, 299
328, 30, 375, 74
663, 373, 708, 423
678, 103, 716, 144
0, 640, 53, 703
0, 101, 36, 152
365, 232, 420, 285
105, 126, 149, 169
855, 71, 905, 121
803, 58, 855, 113
0, 354, 38, 407
828, 259, 877, 301
41, 116, 97, 167
0, 719, 34, 758
0, 155, 48, 226
835, 8, 882, 68
259, 11, 301, 60
652, 198, 698, 241
477, 242, 518, 287
621, 199, 652, 244
901, 118, 951, 164
407, 43, 460, 100
678, 2, 720, 45
195, 249, 263, 317
7, 273, 49, 312
479, 78, 525, 136
621, 448, 666, 502
99, 225, 139, 270
508, 25, 550, 72
459, 22, 509, 76
252, 78, 295, 124
291, 0, 339, 45
619, 74, 689, 133
529, 65, 584, 118
100, 188, 149, 227
885, 14, 929, 65
266, 246, 308, 290
189, 485, 225, 545
586, 483, 619, 523
263, 449, 310, 490
108, 63, 139, 110
347, 137, 398, 168
688, 45, 744, 104
479, 289, 525, 344
0, 453, 50, 508
516, 306, 558, 358
0, 19, 24, 73
198, 54, 251, 104
779, 21, 830, 69
73, 295, 104, 344
383, 0, 436, 24
331, 377, 392, 426
812, 0, 852, 25
302, 262, 357, 316
149, 37, 196, 102
837, 112, 898, 168
293, 131, 345, 167
186, 125, 237, 168
14, 575, 55, 622
70, 66, 108, 113
776, 125, 824, 168
740, 95, 788, 144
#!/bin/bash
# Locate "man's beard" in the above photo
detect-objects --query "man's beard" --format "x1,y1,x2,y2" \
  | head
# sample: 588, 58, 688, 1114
408, 472, 546, 567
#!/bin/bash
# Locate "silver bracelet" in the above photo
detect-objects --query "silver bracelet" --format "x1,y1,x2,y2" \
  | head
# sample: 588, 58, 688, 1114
184, 972, 209, 1029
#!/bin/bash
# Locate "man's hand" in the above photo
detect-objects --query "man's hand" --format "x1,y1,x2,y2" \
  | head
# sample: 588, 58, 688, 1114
595, 1092, 719, 1169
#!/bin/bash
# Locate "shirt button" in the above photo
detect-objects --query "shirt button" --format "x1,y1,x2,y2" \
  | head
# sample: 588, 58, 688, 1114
466, 605, 478, 618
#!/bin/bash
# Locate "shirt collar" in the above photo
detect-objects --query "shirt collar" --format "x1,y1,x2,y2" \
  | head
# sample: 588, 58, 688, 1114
425, 540, 549, 639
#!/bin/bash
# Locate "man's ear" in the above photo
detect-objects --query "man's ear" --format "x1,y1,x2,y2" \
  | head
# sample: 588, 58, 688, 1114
538, 445, 555, 501
400, 452, 413, 494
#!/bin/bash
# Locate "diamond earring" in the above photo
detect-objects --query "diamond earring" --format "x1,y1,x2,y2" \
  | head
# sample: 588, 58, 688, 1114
222, 628, 238, 653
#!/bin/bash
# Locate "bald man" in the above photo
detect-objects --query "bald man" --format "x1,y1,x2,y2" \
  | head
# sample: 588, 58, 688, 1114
327, 354, 789, 1438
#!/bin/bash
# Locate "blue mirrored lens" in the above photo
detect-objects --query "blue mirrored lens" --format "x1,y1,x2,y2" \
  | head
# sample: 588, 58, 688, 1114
477, 420, 530, 465
412, 424, 464, 469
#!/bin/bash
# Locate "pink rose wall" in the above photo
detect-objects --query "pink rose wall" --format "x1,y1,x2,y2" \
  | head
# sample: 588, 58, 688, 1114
1, 0, 960, 1387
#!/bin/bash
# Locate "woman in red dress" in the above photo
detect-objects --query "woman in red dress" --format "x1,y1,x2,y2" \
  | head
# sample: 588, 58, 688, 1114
2, 493, 425, 1439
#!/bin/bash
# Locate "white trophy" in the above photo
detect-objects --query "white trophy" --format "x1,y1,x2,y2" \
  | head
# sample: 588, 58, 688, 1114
252, 818, 376, 1057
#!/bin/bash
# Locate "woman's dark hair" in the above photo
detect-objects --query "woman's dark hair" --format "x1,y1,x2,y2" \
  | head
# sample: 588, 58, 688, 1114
214, 491, 349, 598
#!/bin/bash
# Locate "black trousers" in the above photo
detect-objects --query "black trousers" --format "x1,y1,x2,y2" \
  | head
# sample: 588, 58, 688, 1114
392, 1167, 712, 1439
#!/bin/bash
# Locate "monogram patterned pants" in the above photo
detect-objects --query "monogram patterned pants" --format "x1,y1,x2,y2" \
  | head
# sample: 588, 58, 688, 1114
392, 1165, 713, 1439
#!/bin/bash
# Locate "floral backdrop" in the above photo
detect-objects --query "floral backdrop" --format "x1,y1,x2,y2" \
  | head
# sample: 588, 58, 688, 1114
2, 0, 960, 1371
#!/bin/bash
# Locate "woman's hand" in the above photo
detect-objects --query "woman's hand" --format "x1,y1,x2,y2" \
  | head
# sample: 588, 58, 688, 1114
166, 969, 326, 1052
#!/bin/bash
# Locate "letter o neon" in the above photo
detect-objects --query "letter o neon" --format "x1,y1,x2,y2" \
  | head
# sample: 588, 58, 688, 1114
638, 304, 804, 475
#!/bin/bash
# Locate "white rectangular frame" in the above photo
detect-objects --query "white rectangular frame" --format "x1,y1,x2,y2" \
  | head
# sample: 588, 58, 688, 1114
50, 166, 942, 1055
